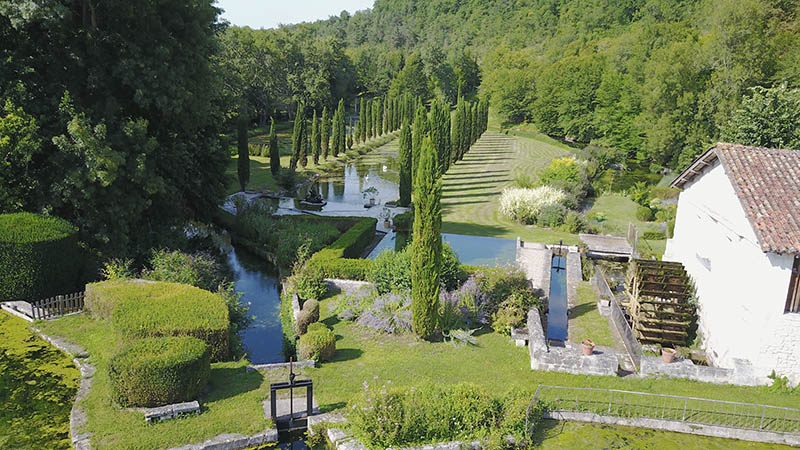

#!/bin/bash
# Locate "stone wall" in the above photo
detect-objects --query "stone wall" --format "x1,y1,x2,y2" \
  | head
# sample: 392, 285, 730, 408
527, 309, 619, 377
641, 356, 771, 386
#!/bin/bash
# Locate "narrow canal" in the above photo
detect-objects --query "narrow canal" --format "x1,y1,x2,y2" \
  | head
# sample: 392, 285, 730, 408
227, 139, 519, 364
547, 255, 568, 341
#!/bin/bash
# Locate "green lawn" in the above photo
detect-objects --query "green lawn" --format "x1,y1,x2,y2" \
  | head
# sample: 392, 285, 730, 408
441, 131, 579, 245
586, 192, 668, 258
29, 296, 799, 449
534, 420, 785, 449
36, 314, 284, 450
568, 281, 615, 348
0, 311, 79, 450
303, 295, 797, 448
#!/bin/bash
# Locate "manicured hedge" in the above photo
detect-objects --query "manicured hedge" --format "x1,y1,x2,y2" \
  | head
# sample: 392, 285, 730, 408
305, 217, 377, 281
85, 280, 229, 361
298, 326, 336, 362
0, 213, 82, 301
307, 257, 373, 281
108, 336, 210, 407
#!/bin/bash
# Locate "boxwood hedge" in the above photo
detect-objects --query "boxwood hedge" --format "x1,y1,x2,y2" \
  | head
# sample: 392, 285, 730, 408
85, 280, 229, 361
306, 217, 376, 281
108, 336, 210, 407
0, 213, 82, 301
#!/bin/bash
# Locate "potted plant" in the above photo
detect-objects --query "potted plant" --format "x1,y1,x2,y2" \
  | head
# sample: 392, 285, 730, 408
581, 339, 595, 356
661, 347, 677, 363
380, 208, 391, 229
362, 186, 379, 207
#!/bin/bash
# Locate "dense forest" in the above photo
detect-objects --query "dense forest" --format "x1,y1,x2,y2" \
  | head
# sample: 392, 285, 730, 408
226, 0, 800, 171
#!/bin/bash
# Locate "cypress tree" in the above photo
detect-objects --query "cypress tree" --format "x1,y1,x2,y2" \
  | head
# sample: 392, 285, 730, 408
331, 107, 340, 158
463, 101, 472, 153
471, 102, 479, 145
311, 110, 320, 165
376, 97, 383, 137
290, 103, 305, 169
398, 118, 412, 207
412, 103, 428, 180
300, 118, 308, 168
359, 97, 366, 143
451, 102, 462, 164
383, 97, 394, 133
321, 106, 330, 160
269, 117, 280, 176
237, 109, 249, 191
336, 99, 346, 157
347, 123, 354, 150
430, 100, 451, 177
411, 139, 442, 339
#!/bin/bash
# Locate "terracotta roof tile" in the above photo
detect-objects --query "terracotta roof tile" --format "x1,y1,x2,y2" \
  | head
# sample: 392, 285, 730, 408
714, 143, 800, 254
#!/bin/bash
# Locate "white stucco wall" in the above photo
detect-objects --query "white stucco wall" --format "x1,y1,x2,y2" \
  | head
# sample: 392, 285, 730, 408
664, 161, 799, 383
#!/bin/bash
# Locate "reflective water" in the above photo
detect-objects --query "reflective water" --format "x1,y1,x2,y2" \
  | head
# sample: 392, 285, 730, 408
225, 244, 284, 364
547, 255, 568, 341
367, 231, 516, 268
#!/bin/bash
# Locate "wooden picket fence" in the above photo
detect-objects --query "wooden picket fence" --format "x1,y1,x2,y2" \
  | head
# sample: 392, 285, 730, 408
30, 292, 85, 320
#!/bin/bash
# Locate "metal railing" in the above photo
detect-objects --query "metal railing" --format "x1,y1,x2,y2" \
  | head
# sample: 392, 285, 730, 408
532, 385, 800, 434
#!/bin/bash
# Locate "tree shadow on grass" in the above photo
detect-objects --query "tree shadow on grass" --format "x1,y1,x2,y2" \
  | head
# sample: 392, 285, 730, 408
569, 302, 597, 320
440, 221, 509, 237
322, 316, 341, 328
530, 419, 566, 446
333, 347, 363, 362
204, 366, 264, 403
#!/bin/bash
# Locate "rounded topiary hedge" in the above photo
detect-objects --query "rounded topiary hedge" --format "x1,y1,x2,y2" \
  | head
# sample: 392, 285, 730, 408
108, 336, 210, 407
85, 280, 229, 361
298, 326, 336, 362
0, 213, 82, 301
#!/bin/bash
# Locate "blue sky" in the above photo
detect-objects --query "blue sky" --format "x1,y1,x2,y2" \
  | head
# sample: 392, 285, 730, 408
217, 0, 375, 29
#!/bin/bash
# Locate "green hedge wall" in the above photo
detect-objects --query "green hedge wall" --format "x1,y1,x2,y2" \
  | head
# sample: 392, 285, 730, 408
85, 280, 229, 361
108, 336, 210, 407
305, 217, 377, 281
0, 213, 82, 301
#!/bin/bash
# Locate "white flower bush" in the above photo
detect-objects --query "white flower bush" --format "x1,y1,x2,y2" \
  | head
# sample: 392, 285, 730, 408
499, 186, 567, 224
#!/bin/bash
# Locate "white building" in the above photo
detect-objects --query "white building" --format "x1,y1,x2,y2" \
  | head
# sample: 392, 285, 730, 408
665, 143, 800, 384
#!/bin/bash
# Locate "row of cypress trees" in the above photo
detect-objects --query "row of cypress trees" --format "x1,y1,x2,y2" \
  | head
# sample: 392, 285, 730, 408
408, 96, 490, 338
287, 100, 348, 170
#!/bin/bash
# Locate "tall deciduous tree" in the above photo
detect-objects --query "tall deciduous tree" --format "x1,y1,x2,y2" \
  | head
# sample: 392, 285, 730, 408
411, 139, 442, 339
321, 106, 330, 160
721, 84, 800, 152
398, 118, 412, 207
269, 117, 280, 175
0, 0, 228, 256
311, 110, 321, 165
291, 103, 305, 169
237, 107, 250, 191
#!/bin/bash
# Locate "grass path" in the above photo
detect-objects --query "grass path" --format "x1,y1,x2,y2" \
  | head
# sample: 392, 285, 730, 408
441, 131, 579, 245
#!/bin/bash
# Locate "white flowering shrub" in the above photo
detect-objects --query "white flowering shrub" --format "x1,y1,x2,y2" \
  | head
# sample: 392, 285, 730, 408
499, 186, 568, 224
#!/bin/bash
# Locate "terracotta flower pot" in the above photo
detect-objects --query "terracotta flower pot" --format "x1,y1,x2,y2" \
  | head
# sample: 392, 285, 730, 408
581, 340, 595, 356
384, 219, 391, 229
662, 348, 677, 363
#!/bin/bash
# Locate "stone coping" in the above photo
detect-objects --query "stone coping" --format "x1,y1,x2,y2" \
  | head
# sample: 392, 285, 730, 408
168, 429, 278, 450
145, 401, 201, 423
641, 356, 770, 386
247, 360, 316, 371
